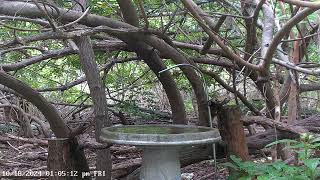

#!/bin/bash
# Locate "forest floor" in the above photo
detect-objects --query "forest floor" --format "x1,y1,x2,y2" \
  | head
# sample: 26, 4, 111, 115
0, 115, 229, 180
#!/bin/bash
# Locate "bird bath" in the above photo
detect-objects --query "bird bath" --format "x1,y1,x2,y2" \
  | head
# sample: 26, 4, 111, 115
100, 124, 220, 180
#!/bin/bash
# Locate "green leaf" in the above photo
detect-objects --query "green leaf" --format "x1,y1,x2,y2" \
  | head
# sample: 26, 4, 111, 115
230, 155, 243, 166
257, 175, 270, 180
311, 136, 320, 143
272, 161, 287, 170
285, 143, 305, 149
227, 172, 242, 180
239, 177, 252, 180
303, 158, 320, 172
222, 162, 239, 170
310, 143, 320, 148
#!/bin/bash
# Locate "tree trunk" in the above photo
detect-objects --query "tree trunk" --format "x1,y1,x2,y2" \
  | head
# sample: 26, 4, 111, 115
75, 35, 111, 180
48, 138, 76, 180
287, 40, 300, 123
216, 105, 250, 161
72, 1, 112, 179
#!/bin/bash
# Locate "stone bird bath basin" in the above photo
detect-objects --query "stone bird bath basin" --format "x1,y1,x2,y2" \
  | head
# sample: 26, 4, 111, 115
100, 124, 220, 180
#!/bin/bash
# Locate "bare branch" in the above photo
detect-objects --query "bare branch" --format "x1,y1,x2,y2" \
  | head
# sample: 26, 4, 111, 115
260, 7, 320, 73
1, 48, 76, 71
281, 0, 320, 8
181, 0, 260, 71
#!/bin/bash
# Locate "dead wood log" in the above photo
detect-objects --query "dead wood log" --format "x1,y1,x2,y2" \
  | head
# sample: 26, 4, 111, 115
243, 116, 307, 134
292, 114, 320, 133
246, 129, 298, 150
0, 159, 34, 167
217, 105, 250, 161
0, 133, 48, 146
244, 114, 320, 149
16, 151, 47, 161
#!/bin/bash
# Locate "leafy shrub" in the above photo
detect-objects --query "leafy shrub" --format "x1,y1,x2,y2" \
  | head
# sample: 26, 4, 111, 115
223, 134, 320, 180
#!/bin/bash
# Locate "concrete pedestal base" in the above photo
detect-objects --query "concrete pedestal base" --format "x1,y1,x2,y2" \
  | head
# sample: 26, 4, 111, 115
140, 146, 181, 180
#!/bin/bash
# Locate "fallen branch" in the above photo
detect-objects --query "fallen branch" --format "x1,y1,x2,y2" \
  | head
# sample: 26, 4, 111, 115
2, 133, 48, 146
243, 116, 307, 134
0, 159, 34, 167
14, 151, 47, 161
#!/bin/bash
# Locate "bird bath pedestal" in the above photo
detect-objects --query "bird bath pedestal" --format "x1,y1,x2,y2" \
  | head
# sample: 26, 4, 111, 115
100, 125, 220, 180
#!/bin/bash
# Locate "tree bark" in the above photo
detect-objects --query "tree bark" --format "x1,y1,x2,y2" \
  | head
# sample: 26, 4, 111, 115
216, 105, 250, 161
70, 1, 112, 178
116, 0, 139, 27
287, 40, 300, 123
48, 138, 76, 180
73, 0, 113, 177
75, 31, 111, 180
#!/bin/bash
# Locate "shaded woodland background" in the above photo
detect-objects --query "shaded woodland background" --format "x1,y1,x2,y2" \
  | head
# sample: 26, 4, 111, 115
0, 0, 320, 179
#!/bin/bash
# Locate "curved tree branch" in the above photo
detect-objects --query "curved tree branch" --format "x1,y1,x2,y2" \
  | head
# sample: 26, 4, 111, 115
260, 7, 320, 73
0, 69, 90, 178
1, 48, 75, 71
281, 0, 320, 8
181, 0, 260, 71
115, 0, 188, 124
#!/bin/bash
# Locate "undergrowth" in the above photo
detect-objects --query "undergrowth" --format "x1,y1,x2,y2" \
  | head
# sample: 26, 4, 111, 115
223, 133, 320, 180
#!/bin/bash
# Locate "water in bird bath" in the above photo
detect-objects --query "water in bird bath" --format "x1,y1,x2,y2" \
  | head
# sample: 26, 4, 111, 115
107, 125, 208, 134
